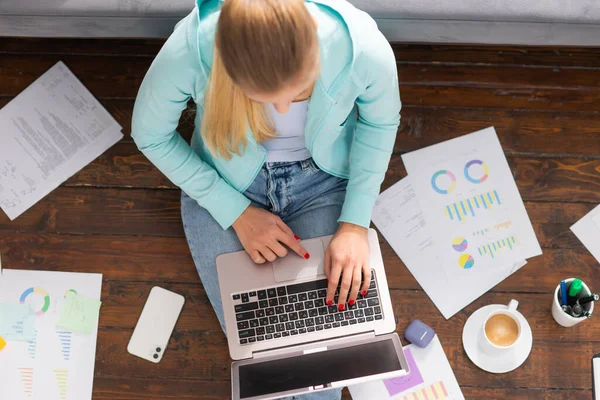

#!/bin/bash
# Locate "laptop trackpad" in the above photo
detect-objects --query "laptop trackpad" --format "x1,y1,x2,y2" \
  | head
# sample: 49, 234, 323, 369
272, 239, 325, 283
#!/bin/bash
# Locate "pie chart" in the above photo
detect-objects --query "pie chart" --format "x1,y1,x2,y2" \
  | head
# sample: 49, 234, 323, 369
459, 254, 475, 269
452, 237, 468, 252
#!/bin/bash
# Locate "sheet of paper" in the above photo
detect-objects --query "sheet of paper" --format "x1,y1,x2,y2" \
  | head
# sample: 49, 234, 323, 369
571, 204, 600, 264
0, 269, 102, 400
384, 348, 424, 395
348, 335, 464, 400
402, 127, 541, 266
56, 293, 102, 335
0, 303, 36, 341
0, 61, 123, 220
395, 128, 539, 317
372, 175, 526, 319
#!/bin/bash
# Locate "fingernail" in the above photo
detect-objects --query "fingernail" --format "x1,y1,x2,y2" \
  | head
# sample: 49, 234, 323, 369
294, 235, 300, 241
327, 299, 333, 306
349, 299, 355, 306
304, 253, 310, 259
338, 304, 345, 311
361, 290, 367, 296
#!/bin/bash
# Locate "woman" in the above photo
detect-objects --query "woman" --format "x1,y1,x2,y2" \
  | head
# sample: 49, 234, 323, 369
132, 0, 400, 398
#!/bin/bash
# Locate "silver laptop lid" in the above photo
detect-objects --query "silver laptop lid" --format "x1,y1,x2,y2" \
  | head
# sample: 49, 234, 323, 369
231, 333, 409, 400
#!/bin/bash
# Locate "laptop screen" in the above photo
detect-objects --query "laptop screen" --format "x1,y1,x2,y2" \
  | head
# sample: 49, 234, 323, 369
239, 338, 401, 398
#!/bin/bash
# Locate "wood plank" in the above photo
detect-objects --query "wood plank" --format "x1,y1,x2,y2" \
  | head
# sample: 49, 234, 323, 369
97, 282, 600, 342
396, 107, 600, 157
1, 232, 596, 293
94, 328, 598, 389
93, 377, 230, 400
399, 85, 600, 112
398, 63, 600, 90
444, 338, 599, 391
0, 38, 164, 57
0, 187, 594, 245
0, 187, 185, 237
0, 54, 152, 98
393, 44, 600, 69
0, 233, 198, 281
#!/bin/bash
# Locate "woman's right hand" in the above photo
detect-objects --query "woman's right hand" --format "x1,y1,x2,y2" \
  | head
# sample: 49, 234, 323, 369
232, 206, 310, 264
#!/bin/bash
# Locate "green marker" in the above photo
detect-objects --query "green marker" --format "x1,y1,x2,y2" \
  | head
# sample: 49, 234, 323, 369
569, 278, 583, 297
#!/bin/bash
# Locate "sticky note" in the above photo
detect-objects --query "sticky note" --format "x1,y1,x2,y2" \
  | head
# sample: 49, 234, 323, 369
0, 303, 35, 341
0, 335, 6, 350
56, 293, 102, 334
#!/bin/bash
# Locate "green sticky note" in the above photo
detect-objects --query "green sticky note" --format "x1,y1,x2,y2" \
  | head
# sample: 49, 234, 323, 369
0, 303, 35, 341
56, 293, 102, 334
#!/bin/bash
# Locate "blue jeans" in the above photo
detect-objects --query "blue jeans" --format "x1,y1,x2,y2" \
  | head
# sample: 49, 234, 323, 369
181, 159, 347, 400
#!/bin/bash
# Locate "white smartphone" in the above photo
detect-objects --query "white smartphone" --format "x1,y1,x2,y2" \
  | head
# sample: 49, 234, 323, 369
127, 286, 185, 363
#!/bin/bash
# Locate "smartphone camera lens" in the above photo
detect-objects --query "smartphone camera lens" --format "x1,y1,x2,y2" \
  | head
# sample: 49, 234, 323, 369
153, 354, 159, 359
156, 347, 161, 353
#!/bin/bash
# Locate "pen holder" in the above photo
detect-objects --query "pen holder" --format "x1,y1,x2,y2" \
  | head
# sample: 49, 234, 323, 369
552, 277, 594, 327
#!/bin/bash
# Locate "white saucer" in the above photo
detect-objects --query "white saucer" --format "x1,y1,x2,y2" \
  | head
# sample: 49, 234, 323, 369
462, 304, 533, 374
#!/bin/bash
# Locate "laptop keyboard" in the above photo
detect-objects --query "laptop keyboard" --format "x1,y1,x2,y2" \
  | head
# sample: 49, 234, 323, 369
232, 270, 382, 345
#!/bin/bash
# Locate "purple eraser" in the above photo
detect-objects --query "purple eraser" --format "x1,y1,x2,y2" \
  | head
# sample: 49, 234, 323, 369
404, 319, 435, 348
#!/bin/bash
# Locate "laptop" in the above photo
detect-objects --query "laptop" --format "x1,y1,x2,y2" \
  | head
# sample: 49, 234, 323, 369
217, 228, 410, 400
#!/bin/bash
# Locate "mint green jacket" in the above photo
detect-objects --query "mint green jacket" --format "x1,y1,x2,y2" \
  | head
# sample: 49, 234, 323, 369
132, 0, 401, 230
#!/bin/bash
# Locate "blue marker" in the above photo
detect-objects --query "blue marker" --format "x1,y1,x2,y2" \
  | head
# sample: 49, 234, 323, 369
560, 280, 568, 306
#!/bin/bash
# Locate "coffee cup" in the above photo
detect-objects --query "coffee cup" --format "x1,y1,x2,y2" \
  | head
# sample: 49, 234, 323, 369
479, 299, 521, 356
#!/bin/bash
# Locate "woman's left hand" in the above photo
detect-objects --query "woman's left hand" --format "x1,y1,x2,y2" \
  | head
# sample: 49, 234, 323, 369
324, 222, 371, 310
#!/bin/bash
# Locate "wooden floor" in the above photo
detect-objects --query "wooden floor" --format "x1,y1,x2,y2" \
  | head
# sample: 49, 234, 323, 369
1, 38, 599, 399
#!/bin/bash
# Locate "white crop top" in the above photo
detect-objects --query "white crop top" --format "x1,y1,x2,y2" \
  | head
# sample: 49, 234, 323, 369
262, 100, 311, 163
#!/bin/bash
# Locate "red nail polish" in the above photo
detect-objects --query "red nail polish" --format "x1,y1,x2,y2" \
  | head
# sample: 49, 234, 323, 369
304, 253, 310, 259
338, 304, 345, 311
327, 299, 333, 306
294, 235, 300, 241
361, 290, 367, 296
349, 299, 355, 306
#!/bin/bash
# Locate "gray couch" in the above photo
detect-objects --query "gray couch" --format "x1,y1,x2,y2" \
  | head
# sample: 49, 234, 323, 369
1, 0, 599, 45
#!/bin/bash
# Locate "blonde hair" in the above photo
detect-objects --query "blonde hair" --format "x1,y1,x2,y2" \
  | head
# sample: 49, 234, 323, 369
202, 0, 319, 159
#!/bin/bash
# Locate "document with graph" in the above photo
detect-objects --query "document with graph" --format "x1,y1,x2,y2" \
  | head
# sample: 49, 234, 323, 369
373, 175, 527, 319
374, 127, 541, 318
0, 269, 102, 400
